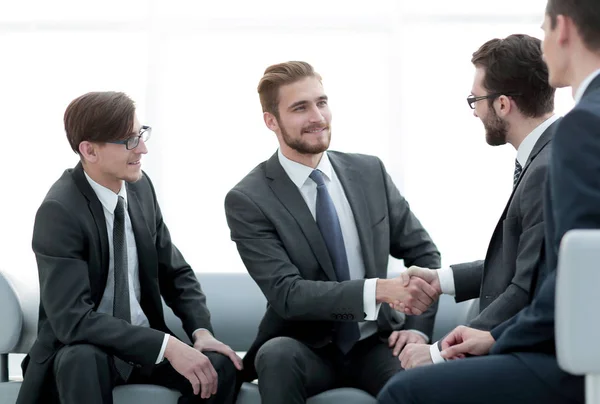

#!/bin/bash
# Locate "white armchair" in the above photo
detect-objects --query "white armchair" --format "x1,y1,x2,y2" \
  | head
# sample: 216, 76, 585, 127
556, 229, 600, 404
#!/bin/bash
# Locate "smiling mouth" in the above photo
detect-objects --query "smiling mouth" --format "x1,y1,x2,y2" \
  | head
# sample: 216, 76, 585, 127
128, 160, 141, 166
303, 127, 328, 134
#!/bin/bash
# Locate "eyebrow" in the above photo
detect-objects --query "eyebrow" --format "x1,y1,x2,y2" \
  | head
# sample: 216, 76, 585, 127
288, 95, 328, 111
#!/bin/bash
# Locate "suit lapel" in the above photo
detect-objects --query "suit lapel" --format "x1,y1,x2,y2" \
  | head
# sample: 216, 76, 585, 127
266, 153, 338, 281
485, 122, 556, 259
126, 186, 158, 288
72, 163, 110, 294
328, 153, 377, 279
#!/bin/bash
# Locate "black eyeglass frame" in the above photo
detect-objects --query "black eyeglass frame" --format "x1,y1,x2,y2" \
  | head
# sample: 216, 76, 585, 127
107, 125, 152, 150
466, 93, 520, 109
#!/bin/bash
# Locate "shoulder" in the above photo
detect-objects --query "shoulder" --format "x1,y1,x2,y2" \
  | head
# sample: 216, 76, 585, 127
228, 161, 269, 198
40, 168, 84, 209
328, 150, 383, 167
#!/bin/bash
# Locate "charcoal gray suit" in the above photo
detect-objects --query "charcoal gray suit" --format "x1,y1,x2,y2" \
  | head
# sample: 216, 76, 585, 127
225, 151, 440, 403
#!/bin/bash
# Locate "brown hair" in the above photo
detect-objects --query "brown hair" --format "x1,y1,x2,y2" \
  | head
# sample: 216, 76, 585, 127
471, 34, 555, 118
64, 91, 135, 154
546, 0, 600, 51
257, 61, 322, 118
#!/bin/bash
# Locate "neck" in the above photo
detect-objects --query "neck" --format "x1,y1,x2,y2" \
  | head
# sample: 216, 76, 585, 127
279, 146, 324, 169
569, 50, 600, 98
507, 112, 554, 151
82, 163, 123, 194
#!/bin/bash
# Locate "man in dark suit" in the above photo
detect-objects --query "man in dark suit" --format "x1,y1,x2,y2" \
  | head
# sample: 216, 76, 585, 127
377, 0, 600, 402
224, 61, 441, 404
17, 92, 241, 404
395, 34, 559, 368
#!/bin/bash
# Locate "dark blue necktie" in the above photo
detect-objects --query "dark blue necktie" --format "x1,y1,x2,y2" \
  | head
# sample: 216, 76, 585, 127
309, 169, 360, 354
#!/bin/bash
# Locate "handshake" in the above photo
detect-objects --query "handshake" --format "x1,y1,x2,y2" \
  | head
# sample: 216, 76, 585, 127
378, 266, 442, 316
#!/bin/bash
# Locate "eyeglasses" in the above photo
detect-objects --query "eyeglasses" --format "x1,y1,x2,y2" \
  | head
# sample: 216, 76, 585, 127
107, 125, 152, 150
466, 93, 519, 109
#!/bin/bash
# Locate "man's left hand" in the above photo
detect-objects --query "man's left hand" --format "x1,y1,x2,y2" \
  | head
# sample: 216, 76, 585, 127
388, 330, 426, 356
193, 330, 243, 371
399, 343, 433, 369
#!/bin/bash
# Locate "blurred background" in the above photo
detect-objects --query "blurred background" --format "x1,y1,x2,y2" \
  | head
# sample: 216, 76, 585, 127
0, 0, 574, 377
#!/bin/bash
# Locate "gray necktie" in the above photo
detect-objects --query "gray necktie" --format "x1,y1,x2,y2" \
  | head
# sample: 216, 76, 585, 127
513, 159, 523, 188
113, 196, 133, 380
309, 170, 360, 354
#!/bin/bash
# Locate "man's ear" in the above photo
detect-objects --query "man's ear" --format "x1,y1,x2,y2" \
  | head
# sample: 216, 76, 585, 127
495, 95, 512, 118
78, 141, 99, 164
264, 112, 280, 132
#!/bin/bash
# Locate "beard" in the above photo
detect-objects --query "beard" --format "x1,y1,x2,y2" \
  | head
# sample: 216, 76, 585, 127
484, 107, 509, 146
279, 121, 331, 155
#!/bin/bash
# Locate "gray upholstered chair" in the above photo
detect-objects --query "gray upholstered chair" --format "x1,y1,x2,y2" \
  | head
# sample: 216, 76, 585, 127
0, 268, 475, 404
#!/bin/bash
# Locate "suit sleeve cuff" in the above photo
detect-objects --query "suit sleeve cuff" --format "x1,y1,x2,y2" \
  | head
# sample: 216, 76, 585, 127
364, 278, 381, 321
405, 329, 430, 343
437, 266, 456, 296
430, 340, 446, 364
156, 333, 170, 364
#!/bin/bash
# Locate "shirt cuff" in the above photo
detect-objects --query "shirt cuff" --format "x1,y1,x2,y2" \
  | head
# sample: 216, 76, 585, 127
156, 333, 170, 364
405, 329, 430, 344
364, 278, 381, 321
430, 341, 446, 364
437, 266, 456, 296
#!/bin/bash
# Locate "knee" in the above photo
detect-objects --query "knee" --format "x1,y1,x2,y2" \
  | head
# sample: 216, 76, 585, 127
255, 337, 304, 373
377, 372, 414, 404
54, 344, 110, 378
204, 351, 237, 387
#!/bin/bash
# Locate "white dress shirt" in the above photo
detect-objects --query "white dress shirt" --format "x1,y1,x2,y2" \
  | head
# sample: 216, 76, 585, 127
85, 173, 169, 364
431, 114, 561, 363
278, 150, 429, 342
574, 69, 600, 104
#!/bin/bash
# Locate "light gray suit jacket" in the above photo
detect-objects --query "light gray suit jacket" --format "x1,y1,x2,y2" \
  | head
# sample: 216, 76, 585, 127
225, 151, 441, 381
451, 122, 556, 330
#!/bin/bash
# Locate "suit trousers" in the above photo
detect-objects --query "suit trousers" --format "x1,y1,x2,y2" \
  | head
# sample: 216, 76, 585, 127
254, 334, 402, 404
377, 353, 583, 404
53, 344, 237, 404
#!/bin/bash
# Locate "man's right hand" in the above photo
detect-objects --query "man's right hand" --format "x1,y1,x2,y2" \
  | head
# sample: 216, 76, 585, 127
392, 266, 442, 315
376, 276, 438, 315
164, 336, 218, 399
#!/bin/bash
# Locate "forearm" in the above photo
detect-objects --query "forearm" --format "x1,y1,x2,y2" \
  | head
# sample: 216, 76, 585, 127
468, 284, 529, 331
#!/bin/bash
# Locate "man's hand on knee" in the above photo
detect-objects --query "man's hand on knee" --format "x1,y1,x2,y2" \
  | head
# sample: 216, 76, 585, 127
398, 343, 433, 369
164, 336, 218, 399
193, 330, 243, 371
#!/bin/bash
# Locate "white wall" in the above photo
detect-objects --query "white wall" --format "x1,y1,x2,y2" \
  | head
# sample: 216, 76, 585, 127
0, 0, 574, 379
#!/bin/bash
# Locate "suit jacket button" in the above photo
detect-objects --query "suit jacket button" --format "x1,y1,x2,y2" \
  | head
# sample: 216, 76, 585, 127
331, 314, 336, 319
349, 314, 355, 320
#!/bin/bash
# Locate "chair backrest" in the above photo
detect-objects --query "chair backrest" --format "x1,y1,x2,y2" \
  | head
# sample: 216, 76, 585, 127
0, 271, 22, 354
0, 267, 473, 355
556, 229, 600, 375
163, 272, 267, 351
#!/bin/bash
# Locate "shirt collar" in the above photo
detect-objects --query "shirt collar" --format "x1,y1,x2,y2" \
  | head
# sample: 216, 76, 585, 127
516, 114, 560, 167
277, 149, 334, 189
84, 171, 128, 214
574, 68, 600, 104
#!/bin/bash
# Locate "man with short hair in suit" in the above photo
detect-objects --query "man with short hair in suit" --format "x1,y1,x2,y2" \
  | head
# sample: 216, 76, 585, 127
395, 34, 560, 369
224, 61, 441, 404
17, 92, 242, 404
377, 0, 600, 402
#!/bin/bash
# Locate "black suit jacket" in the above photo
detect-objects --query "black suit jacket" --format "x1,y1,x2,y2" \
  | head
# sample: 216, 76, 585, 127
225, 151, 441, 381
17, 163, 212, 404
451, 123, 556, 331
490, 75, 600, 401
